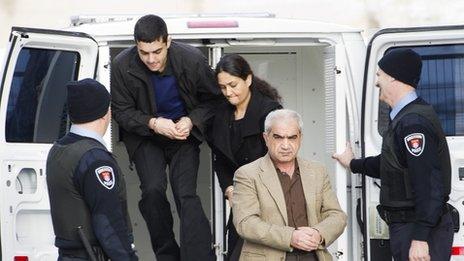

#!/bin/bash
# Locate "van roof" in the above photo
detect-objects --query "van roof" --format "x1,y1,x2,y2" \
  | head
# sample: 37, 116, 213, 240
66, 14, 361, 39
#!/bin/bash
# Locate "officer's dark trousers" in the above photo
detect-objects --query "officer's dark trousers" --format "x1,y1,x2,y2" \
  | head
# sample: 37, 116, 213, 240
58, 257, 87, 261
389, 212, 453, 261
58, 256, 107, 261
133, 138, 215, 261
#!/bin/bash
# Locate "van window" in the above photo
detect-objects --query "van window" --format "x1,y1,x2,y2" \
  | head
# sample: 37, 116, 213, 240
378, 45, 464, 136
5, 47, 79, 143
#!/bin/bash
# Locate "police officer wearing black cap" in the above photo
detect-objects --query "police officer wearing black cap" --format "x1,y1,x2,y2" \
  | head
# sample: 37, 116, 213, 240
46, 79, 138, 261
333, 49, 453, 260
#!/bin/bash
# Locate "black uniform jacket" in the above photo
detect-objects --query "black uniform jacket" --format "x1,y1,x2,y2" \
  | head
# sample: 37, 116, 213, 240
52, 133, 137, 260
207, 90, 282, 192
350, 98, 450, 241
111, 41, 223, 158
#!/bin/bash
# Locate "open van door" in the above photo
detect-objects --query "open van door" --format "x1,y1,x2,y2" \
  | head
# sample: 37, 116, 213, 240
0, 27, 98, 260
220, 37, 352, 260
362, 26, 464, 260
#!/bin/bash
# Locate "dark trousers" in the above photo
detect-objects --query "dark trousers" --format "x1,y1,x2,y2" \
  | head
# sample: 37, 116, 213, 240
58, 257, 88, 261
58, 256, 107, 261
133, 138, 215, 261
226, 212, 243, 261
286, 251, 318, 261
389, 212, 453, 261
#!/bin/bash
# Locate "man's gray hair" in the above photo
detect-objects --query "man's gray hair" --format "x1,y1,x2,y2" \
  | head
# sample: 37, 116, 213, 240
264, 109, 303, 133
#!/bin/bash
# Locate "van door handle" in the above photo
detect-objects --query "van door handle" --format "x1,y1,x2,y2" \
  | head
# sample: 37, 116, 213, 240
226, 39, 276, 45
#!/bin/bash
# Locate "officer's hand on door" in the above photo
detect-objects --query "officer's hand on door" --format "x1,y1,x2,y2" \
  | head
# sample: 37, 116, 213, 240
332, 141, 354, 170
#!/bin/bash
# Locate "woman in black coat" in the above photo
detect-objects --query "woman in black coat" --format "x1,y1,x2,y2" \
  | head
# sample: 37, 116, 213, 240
208, 54, 282, 260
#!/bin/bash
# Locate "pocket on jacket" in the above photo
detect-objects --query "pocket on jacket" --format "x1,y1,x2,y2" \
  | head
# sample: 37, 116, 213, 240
241, 251, 266, 261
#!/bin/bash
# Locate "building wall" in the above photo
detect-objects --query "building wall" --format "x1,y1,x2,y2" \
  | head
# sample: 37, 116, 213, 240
2, 0, 464, 49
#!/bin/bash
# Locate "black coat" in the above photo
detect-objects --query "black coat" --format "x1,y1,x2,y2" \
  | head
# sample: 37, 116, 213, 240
111, 42, 223, 158
207, 90, 282, 192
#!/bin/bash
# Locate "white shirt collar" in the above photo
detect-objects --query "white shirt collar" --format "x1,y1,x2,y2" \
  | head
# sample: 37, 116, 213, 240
390, 91, 418, 120
70, 125, 107, 148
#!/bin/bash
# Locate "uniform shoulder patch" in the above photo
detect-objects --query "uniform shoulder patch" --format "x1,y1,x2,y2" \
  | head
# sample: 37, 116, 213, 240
95, 166, 115, 190
404, 133, 425, 157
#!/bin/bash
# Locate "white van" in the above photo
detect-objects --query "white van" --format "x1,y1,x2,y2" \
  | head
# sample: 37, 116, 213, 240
0, 13, 463, 261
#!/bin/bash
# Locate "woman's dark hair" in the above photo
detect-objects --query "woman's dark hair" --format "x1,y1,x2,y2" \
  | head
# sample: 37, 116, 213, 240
215, 54, 282, 102
134, 14, 168, 43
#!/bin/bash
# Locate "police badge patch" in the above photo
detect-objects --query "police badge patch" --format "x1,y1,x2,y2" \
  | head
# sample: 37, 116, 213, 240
404, 133, 425, 157
95, 166, 115, 190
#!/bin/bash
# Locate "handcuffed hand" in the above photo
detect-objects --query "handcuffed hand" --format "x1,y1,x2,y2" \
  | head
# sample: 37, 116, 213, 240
175, 117, 193, 138
151, 117, 188, 140
409, 240, 430, 261
291, 227, 321, 251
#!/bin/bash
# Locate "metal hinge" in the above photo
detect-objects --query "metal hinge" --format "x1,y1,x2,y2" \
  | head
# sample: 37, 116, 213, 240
334, 250, 344, 259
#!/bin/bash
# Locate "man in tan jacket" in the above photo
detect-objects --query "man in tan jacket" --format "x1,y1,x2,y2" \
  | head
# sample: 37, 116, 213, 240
232, 109, 346, 261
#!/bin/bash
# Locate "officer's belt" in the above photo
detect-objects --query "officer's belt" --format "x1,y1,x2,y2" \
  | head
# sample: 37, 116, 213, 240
59, 246, 106, 259
377, 204, 450, 225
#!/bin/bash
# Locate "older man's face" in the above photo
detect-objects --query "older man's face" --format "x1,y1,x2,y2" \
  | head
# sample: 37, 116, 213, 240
264, 119, 301, 164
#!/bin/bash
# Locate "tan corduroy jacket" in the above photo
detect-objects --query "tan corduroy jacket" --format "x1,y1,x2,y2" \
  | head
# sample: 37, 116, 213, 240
232, 154, 347, 261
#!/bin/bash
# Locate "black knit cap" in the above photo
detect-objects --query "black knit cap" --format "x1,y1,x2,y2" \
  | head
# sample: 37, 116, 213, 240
378, 48, 422, 88
67, 78, 110, 123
